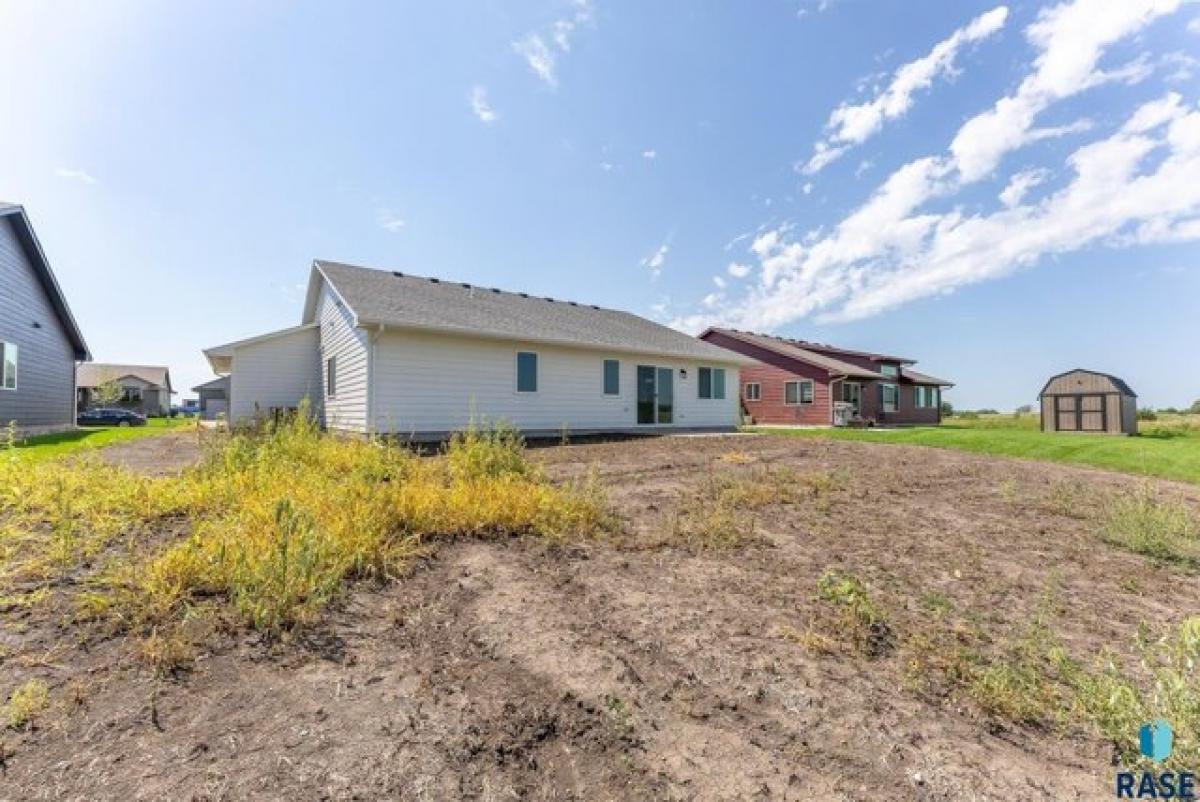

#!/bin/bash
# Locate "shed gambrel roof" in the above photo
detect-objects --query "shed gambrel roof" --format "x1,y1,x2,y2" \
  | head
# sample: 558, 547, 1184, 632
301, 260, 752, 364
0, 203, 90, 361
1039, 368, 1137, 397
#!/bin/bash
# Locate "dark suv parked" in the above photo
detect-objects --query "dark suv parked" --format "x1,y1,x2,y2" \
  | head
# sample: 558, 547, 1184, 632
77, 408, 147, 427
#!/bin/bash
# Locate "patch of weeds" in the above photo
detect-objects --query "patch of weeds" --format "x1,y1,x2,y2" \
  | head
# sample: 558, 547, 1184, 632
603, 693, 636, 738
1117, 575, 1142, 595
777, 623, 835, 655
998, 478, 1019, 505
814, 570, 893, 657
717, 451, 753, 465
4, 679, 50, 729
1043, 479, 1095, 519
1100, 484, 1198, 570
918, 590, 954, 616
1062, 617, 1200, 770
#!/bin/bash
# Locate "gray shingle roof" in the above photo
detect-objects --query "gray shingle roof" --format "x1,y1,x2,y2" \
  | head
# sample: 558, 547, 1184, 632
306, 261, 750, 364
77, 363, 172, 391
900, 367, 954, 387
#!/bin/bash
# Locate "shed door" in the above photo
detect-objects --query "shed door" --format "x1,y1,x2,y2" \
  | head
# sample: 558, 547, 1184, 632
1079, 394, 1106, 431
1054, 394, 1107, 432
1055, 396, 1077, 431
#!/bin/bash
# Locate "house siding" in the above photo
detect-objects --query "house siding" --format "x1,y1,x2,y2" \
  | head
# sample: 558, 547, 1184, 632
0, 216, 77, 432
370, 328, 740, 435
316, 284, 369, 432
228, 327, 321, 421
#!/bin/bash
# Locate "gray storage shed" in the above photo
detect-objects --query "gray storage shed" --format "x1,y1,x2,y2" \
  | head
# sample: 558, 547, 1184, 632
1039, 369, 1137, 435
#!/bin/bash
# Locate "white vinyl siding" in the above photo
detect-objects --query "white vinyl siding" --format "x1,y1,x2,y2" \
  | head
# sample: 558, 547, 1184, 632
370, 329, 739, 434
228, 326, 321, 422
316, 284, 369, 432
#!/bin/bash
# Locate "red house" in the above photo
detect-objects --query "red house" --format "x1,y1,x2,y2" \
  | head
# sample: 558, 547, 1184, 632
698, 328, 953, 426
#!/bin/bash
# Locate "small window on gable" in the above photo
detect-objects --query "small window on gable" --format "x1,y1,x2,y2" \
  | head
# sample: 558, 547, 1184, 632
744, 382, 761, 401
516, 351, 538, 393
603, 359, 619, 395
326, 356, 337, 397
0, 342, 16, 390
880, 364, 898, 378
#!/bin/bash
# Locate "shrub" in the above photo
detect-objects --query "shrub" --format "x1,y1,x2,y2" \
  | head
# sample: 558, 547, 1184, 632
1138, 408, 1159, 421
4, 679, 49, 729
1101, 485, 1198, 570
815, 570, 893, 657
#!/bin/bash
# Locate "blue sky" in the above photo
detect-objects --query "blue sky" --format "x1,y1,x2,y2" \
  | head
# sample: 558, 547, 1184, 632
1, 0, 1198, 409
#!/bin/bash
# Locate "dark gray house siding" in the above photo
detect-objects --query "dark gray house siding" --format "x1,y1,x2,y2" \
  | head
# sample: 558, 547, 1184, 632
0, 208, 89, 433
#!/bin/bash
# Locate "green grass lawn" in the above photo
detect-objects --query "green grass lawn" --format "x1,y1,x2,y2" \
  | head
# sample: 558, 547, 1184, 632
750, 414, 1200, 485
6, 418, 190, 463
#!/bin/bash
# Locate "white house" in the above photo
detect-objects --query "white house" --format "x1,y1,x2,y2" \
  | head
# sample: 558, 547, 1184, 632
203, 261, 751, 437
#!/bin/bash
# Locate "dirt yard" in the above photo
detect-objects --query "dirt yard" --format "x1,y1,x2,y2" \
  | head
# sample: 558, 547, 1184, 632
3, 434, 1198, 800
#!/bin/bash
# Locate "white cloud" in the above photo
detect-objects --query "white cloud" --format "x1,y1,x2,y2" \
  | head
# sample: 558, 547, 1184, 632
641, 239, 670, 279
599, 161, 614, 172
727, 262, 752, 278
376, 208, 406, 233
1187, 16, 1200, 33
642, 149, 657, 159
671, 0, 1193, 334
513, 0, 593, 88
674, 92, 1200, 332
55, 167, 97, 184
998, 167, 1051, 207
713, 275, 727, 289
469, 85, 497, 123
801, 6, 1008, 175
802, 182, 813, 195
950, 0, 1179, 182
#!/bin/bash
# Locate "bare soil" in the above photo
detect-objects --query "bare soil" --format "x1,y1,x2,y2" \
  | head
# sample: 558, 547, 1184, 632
4, 434, 1199, 801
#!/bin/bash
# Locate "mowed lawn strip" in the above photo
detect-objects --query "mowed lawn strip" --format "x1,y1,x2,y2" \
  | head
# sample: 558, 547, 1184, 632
749, 415, 1200, 485
8, 418, 190, 463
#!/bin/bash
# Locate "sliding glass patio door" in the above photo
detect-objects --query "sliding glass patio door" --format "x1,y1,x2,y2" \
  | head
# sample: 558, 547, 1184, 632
636, 365, 674, 425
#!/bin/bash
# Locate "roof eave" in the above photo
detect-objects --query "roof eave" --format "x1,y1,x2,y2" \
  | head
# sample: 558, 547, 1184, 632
358, 317, 756, 365
1, 205, 91, 361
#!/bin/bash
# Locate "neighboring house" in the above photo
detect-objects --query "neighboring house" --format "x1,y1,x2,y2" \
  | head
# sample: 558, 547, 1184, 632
0, 203, 92, 435
192, 376, 230, 420
699, 328, 953, 426
77, 364, 174, 417
204, 260, 750, 437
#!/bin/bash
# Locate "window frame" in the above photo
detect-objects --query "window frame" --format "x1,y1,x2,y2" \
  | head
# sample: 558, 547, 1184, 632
516, 350, 539, 394
0, 342, 16, 391
698, 366, 726, 400
744, 382, 761, 401
326, 356, 337, 398
698, 367, 712, 399
784, 380, 813, 405
881, 382, 898, 412
602, 358, 620, 396
879, 364, 899, 378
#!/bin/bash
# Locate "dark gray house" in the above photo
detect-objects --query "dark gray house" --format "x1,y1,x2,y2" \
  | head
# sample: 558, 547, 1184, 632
0, 203, 91, 435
